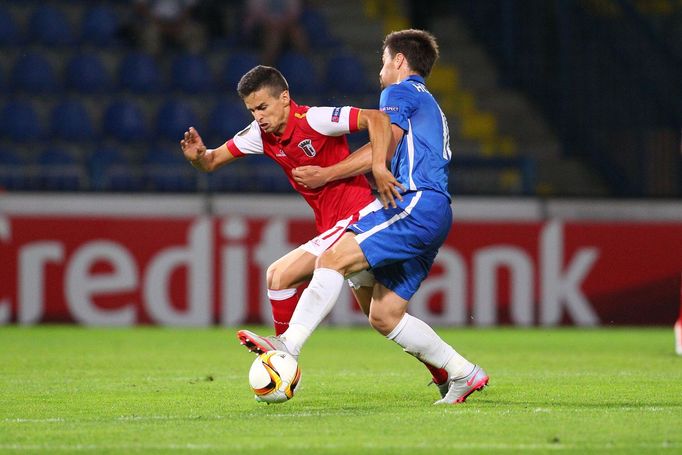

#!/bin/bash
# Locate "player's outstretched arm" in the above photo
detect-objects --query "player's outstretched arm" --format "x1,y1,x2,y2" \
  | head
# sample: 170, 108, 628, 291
180, 127, 239, 172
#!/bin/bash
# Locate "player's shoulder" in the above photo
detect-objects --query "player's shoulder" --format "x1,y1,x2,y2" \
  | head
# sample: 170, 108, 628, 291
382, 80, 420, 102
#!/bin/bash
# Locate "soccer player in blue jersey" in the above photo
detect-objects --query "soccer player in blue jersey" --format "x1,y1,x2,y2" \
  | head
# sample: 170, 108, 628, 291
239, 29, 489, 404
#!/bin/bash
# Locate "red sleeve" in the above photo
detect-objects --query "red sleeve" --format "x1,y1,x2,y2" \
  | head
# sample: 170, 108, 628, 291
348, 107, 360, 133
226, 139, 245, 157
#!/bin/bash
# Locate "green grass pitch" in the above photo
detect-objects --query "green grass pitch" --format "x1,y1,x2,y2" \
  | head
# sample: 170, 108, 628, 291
1, 326, 681, 454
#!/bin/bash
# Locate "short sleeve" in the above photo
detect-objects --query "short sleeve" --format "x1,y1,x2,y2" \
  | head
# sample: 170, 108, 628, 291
305, 106, 360, 136
379, 83, 416, 132
226, 121, 264, 157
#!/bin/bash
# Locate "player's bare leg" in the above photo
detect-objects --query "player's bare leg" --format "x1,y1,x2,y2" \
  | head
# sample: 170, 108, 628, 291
351, 283, 449, 392
266, 247, 316, 335
368, 283, 487, 403
276, 232, 369, 356
237, 247, 315, 354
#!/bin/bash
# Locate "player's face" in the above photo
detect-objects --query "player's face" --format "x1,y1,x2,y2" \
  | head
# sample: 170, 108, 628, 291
243, 87, 290, 135
379, 47, 398, 89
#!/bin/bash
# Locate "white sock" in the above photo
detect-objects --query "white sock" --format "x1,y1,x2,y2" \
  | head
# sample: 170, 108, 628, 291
281, 268, 344, 356
387, 313, 474, 378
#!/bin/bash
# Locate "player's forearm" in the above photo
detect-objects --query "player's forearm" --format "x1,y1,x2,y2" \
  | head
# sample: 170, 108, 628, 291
365, 111, 392, 173
324, 143, 372, 182
189, 148, 217, 172
189, 143, 233, 172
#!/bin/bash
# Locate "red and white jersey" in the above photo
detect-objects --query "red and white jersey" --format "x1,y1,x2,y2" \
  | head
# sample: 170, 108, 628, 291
225, 100, 375, 233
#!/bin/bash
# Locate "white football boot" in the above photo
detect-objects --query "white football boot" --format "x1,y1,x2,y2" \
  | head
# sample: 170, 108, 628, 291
434, 365, 489, 405
237, 330, 297, 360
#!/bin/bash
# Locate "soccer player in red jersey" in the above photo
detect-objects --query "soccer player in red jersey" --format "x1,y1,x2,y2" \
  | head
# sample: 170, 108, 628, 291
180, 65, 451, 387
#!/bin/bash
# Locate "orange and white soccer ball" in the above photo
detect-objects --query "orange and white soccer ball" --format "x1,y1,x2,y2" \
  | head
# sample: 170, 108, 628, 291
248, 350, 301, 403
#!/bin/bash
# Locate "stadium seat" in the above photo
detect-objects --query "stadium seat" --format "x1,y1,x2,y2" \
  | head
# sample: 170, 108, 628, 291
51, 100, 95, 141
208, 161, 250, 192
300, 8, 338, 49
0, 100, 43, 142
276, 52, 318, 94
207, 100, 251, 143
155, 100, 199, 141
251, 155, 292, 192
10, 53, 59, 93
143, 145, 197, 192
88, 146, 141, 191
103, 100, 147, 141
0, 6, 21, 46
80, 5, 120, 47
28, 5, 73, 46
0, 148, 30, 191
65, 53, 111, 93
222, 51, 259, 90
171, 53, 213, 93
325, 54, 371, 94
37, 147, 84, 191
119, 52, 162, 93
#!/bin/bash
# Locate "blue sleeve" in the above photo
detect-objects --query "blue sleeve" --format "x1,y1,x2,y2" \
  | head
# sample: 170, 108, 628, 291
379, 83, 416, 132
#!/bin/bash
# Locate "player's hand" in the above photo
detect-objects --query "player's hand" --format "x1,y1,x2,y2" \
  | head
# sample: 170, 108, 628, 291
180, 127, 207, 162
292, 166, 328, 189
372, 165, 404, 209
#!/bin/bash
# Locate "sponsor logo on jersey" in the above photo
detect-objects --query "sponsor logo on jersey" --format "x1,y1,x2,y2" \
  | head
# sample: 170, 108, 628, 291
331, 107, 342, 123
298, 139, 316, 157
275, 148, 286, 157
381, 106, 399, 112
294, 112, 307, 119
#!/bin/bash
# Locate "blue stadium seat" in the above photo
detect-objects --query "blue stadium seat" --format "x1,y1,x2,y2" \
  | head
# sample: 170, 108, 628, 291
0, 100, 43, 142
0, 148, 30, 191
325, 53, 371, 94
28, 5, 73, 46
207, 100, 251, 143
144, 145, 197, 192
89, 146, 141, 191
119, 52, 161, 93
155, 100, 199, 141
81, 5, 120, 47
222, 51, 259, 90
37, 147, 84, 191
276, 52, 318, 94
171, 53, 213, 92
51, 100, 95, 141
300, 8, 338, 49
0, 6, 21, 46
209, 162, 249, 192
66, 53, 111, 93
11, 53, 59, 93
251, 155, 292, 192
103, 100, 147, 141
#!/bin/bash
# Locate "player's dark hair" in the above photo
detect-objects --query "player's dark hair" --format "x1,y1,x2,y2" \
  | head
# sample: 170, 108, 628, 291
237, 65, 289, 98
383, 29, 439, 78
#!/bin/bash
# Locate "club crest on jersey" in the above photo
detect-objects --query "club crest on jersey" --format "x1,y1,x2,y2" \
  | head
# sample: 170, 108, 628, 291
298, 139, 316, 157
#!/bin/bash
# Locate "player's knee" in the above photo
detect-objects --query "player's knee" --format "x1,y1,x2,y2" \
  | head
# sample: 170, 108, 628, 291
368, 309, 395, 336
266, 263, 287, 290
318, 248, 344, 273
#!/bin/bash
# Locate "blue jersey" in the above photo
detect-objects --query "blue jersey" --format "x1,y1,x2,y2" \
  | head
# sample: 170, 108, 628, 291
379, 75, 452, 200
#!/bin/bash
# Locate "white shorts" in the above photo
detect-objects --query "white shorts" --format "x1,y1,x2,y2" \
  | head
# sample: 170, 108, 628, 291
300, 199, 380, 290
300, 199, 382, 257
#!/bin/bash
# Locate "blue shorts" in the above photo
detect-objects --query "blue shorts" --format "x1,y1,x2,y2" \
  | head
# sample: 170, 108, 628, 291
347, 190, 452, 300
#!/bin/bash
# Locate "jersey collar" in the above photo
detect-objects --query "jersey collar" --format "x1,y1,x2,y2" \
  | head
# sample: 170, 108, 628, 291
404, 74, 425, 84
